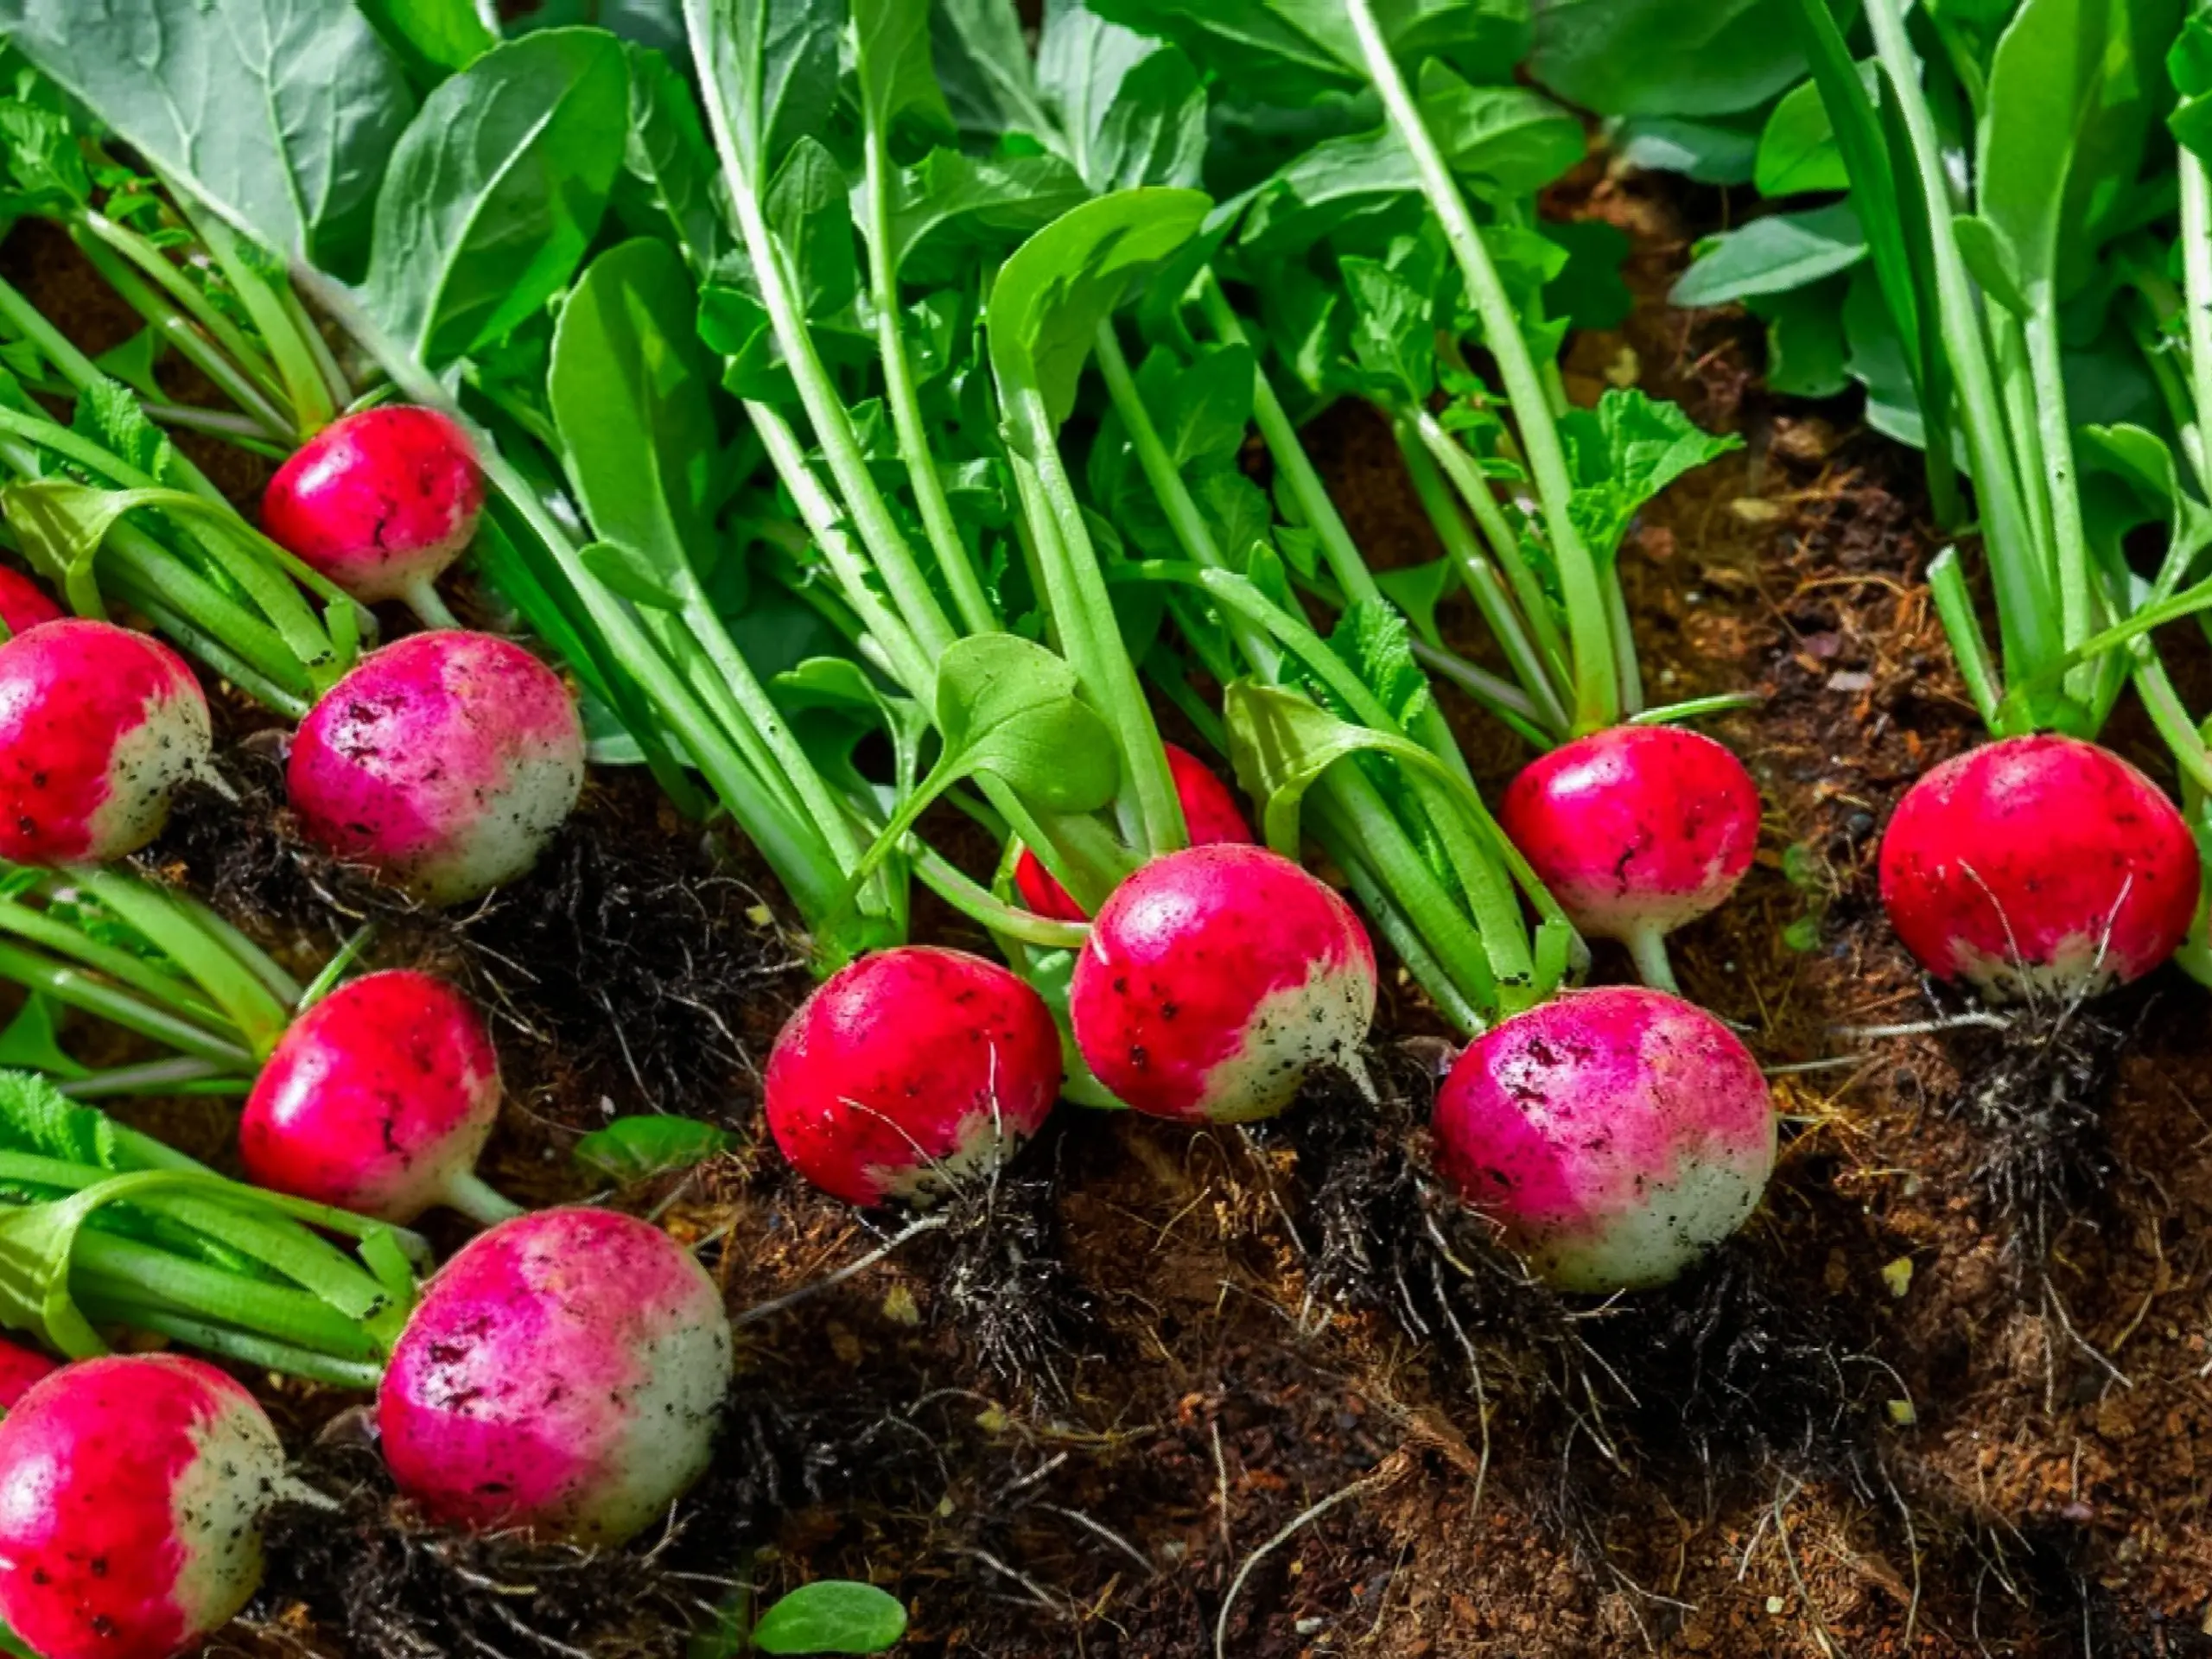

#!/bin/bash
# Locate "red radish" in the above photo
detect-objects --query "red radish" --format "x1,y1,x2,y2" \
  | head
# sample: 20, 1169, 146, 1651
0, 619, 210, 865
0, 1355, 289, 1659
1433, 986, 1776, 1293
0, 1338, 55, 1410
1499, 726, 1760, 982
765, 946, 1061, 1206
1013, 744, 1253, 920
1071, 844, 1376, 1122
262, 405, 483, 626
0, 568, 61, 639
1878, 734, 2200, 1000
378, 1207, 731, 1546
286, 630, 585, 904
241, 969, 516, 1225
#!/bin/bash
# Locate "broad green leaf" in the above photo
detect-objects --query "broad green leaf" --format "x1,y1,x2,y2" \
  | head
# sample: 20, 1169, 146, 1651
1746, 279, 1853, 398
358, 0, 498, 80
987, 188, 1211, 426
751, 1580, 908, 1655
683, 0, 845, 191
885, 151, 1090, 283
1039, 0, 1208, 193
1671, 200, 1866, 307
1418, 64, 1586, 194
574, 1116, 734, 1180
1560, 389, 1744, 557
854, 0, 955, 160
1755, 73, 1852, 196
765, 137, 860, 318
1135, 344, 1255, 470
549, 239, 721, 597
1226, 678, 1453, 857
1611, 116, 1760, 183
931, 635, 1119, 812
1951, 214, 2030, 318
931, 0, 1058, 145
1975, 0, 2108, 302
0, 0, 415, 274
622, 43, 749, 289
1531, 0, 1830, 117
364, 29, 629, 365
1843, 265, 1924, 448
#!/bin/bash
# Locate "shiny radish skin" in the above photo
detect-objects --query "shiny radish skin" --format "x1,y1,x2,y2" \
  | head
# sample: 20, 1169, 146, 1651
0, 1337, 55, 1409
1071, 844, 1377, 1123
378, 1208, 732, 1547
0, 568, 61, 639
241, 969, 512, 1225
287, 631, 585, 905
0, 620, 211, 864
262, 406, 483, 620
0, 1356, 289, 1659
766, 946, 1061, 1206
1878, 734, 2199, 1000
1500, 726, 1760, 972
1433, 986, 1776, 1293
1014, 744, 1253, 921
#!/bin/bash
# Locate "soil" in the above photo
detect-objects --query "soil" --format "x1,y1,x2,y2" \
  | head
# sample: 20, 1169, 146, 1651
7, 150, 2212, 1659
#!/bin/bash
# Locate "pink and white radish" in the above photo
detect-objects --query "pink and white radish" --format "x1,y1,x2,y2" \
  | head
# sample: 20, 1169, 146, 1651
241, 969, 516, 1225
1071, 844, 1376, 1122
1499, 726, 1760, 986
0, 619, 210, 865
0, 1355, 289, 1659
1014, 744, 1253, 921
1432, 985, 1776, 1292
766, 946, 1062, 1206
0, 1338, 55, 1410
378, 1207, 731, 1546
1878, 734, 2198, 1001
0, 568, 61, 639
286, 630, 585, 905
261, 405, 483, 627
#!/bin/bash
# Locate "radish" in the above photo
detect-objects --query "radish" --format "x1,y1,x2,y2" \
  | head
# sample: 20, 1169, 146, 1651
765, 946, 1062, 1205
1432, 985, 1776, 1293
0, 1338, 55, 1410
1498, 726, 1761, 988
378, 1207, 732, 1546
1013, 743, 1253, 921
1071, 844, 1377, 1122
286, 630, 585, 905
0, 619, 211, 865
1878, 734, 2199, 1000
240, 969, 517, 1225
261, 406, 483, 627
0, 1355, 289, 1659
0, 569, 61, 639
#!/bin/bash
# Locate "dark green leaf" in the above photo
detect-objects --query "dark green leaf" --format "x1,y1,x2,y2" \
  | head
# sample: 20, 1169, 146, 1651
1754, 73, 1851, 196
1418, 63, 1586, 194
358, 0, 498, 81
622, 44, 749, 289
1671, 200, 1866, 307
854, 0, 955, 160
574, 1116, 734, 1180
1039, 0, 1209, 193
1746, 278, 1853, 398
364, 29, 629, 365
1611, 116, 1759, 182
684, 0, 845, 190
885, 151, 1090, 284
766, 137, 860, 319
1341, 254, 1437, 404
931, 0, 1058, 145
1952, 213, 2030, 318
1531, 0, 1832, 117
751, 1580, 908, 1655
1541, 219, 1633, 330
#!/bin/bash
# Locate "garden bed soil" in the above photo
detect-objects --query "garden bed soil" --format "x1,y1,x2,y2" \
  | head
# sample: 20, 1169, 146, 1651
9, 153, 2212, 1659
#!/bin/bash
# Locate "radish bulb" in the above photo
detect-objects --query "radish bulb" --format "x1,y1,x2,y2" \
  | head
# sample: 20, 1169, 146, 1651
378, 1207, 732, 1546
0, 1355, 289, 1659
765, 946, 1062, 1205
1878, 734, 2198, 1000
286, 631, 585, 905
0, 568, 61, 639
240, 969, 516, 1225
1071, 844, 1377, 1122
0, 1338, 55, 1409
0, 619, 211, 864
261, 406, 483, 628
1013, 744, 1252, 921
1432, 986, 1776, 1293
1499, 726, 1760, 987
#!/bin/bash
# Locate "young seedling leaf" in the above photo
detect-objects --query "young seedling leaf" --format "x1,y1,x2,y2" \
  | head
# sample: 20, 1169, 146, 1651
750, 1580, 908, 1655
574, 1116, 735, 1182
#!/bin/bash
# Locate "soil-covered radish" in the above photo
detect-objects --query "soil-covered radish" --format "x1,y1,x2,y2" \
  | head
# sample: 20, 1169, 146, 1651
0, 1355, 289, 1659
1071, 844, 1376, 1122
378, 1208, 732, 1546
1013, 744, 1252, 920
0, 619, 211, 864
1878, 734, 2198, 1000
0, 568, 61, 639
261, 406, 483, 624
241, 969, 515, 1225
0, 1338, 54, 1409
766, 946, 1061, 1205
1432, 985, 1776, 1293
1499, 726, 1760, 979
286, 631, 585, 905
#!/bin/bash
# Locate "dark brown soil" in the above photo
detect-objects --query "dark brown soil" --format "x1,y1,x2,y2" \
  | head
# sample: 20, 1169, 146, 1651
8, 154, 2212, 1659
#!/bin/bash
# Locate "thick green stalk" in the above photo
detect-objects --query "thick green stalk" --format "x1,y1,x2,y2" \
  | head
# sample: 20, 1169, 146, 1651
0, 940, 253, 1070
2184, 143, 2212, 492
1343, 0, 1618, 732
